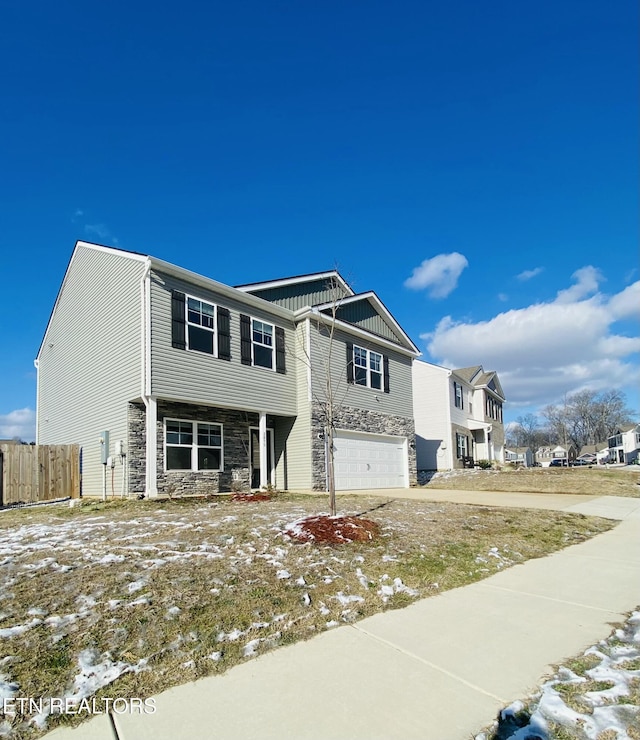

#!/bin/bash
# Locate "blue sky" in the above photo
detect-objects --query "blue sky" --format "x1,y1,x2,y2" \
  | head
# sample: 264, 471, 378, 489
1, 0, 638, 440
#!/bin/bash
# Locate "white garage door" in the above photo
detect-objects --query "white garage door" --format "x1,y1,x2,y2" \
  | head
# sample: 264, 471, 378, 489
333, 431, 408, 490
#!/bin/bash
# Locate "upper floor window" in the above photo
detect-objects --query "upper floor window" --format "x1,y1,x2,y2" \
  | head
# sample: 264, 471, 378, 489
171, 290, 231, 360
252, 319, 274, 369
353, 346, 382, 389
240, 314, 286, 373
347, 342, 389, 393
187, 297, 216, 354
454, 381, 464, 409
165, 419, 223, 471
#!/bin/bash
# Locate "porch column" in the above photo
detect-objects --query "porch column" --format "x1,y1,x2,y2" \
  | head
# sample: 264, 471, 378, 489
145, 396, 158, 498
259, 412, 268, 489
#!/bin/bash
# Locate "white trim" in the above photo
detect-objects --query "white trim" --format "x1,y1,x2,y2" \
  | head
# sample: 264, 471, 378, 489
250, 318, 276, 371
150, 257, 293, 321
353, 344, 383, 390
143, 259, 152, 396
185, 292, 218, 357
164, 417, 224, 473
236, 270, 354, 297
301, 308, 419, 357
146, 396, 158, 497
249, 423, 275, 489
305, 317, 312, 404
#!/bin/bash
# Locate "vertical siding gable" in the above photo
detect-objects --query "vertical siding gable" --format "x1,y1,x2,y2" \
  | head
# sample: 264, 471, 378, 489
246, 278, 350, 311
330, 300, 406, 345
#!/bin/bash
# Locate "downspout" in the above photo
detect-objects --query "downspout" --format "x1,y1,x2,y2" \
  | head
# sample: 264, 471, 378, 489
33, 358, 40, 443
140, 259, 158, 497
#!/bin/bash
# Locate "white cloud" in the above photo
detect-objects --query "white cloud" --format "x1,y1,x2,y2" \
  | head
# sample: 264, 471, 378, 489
0, 408, 36, 441
555, 265, 602, 304
497, 293, 509, 302
422, 271, 640, 410
404, 253, 469, 298
517, 267, 544, 281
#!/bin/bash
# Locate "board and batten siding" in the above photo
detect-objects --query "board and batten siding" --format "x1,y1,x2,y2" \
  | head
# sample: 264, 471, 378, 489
412, 361, 452, 470
37, 245, 144, 496
245, 278, 351, 312
309, 324, 413, 419
150, 272, 297, 416
333, 301, 404, 345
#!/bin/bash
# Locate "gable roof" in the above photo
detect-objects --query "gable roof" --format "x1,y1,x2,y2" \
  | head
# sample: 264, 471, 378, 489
235, 270, 354, 297
453, 365, 505, 400
313, 292, 419, 354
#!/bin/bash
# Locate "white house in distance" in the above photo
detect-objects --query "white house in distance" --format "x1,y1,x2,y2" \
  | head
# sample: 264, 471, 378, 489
412, 360, 506, 471
607, 424, 640, 464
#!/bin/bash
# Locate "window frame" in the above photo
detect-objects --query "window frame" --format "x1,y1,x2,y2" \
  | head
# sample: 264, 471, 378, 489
456, 432, 468, 459
251, 318, 275, 370
454, 381, 464, 409
164, 418, 224, 472
185, 293, 218, 357
352, 344, 383, 390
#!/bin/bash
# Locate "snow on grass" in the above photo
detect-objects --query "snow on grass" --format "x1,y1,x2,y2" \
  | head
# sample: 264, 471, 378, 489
476, 610, 640, 740
0, 496, 614, 739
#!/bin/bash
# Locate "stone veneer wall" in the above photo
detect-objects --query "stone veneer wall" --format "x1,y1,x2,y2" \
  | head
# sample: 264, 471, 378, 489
127, 401, 258, 495
310, 401, 417, 490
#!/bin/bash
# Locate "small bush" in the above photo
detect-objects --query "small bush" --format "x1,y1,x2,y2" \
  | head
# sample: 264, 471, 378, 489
477, 459, 492, 470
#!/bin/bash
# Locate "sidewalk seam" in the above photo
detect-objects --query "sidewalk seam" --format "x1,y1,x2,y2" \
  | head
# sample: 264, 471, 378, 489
108, 712, 121, 740
476, 583, 633, 613
350, 624, 507, 704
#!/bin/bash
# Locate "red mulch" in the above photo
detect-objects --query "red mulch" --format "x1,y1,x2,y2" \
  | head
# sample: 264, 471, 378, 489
231, 492, 273, 502
285, 515, 380, 545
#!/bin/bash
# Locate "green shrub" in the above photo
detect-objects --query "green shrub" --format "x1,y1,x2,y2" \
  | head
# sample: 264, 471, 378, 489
477, 459, 492, 470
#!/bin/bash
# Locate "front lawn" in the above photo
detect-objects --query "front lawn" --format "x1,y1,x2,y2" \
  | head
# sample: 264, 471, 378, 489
0, 494, 615, 737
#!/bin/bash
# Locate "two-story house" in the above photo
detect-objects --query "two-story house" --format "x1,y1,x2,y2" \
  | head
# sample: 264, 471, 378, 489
412, 360, 506, 471
607, 424, 640, 464
35, 242, 420, 497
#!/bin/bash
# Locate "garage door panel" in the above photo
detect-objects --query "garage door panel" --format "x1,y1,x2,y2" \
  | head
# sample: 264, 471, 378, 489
333, 431, 407, 490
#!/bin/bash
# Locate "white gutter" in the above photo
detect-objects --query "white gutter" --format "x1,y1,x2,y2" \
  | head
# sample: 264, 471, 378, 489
140, 259, 158, 497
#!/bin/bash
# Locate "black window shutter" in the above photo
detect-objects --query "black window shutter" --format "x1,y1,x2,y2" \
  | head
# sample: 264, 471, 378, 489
275, 326, 286, 374
383, 355, 390, 393
217, 307, 231, 361
346, 342, 354, 384
240, 314, 252, 365
171, 290, 186, 350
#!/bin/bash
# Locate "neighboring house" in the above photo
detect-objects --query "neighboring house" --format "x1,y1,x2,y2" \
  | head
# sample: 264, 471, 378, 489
505, 447, 534, 467
607, 424, 640, 464
412, 361, 506, 471
578, 443, 609, 465
537, 445, 577, 467
36, 242, 420, 497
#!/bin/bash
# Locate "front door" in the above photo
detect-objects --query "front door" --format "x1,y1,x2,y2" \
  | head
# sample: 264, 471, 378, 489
250, 428, 274, 489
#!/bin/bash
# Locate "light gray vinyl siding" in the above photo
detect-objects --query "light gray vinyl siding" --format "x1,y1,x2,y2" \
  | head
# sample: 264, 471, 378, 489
281, 322, 313, 489
331, 300, 405, 344
310, 324, 413, 419
150, 272, 297, 416
245, 279, 350, 312
37, 245, 144, 496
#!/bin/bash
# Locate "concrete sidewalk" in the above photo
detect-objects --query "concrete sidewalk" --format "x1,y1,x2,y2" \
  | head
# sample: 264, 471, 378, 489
45, 494, 640, 740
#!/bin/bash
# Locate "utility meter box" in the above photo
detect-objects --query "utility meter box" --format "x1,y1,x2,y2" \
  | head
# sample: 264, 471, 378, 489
100, 431, 110, 465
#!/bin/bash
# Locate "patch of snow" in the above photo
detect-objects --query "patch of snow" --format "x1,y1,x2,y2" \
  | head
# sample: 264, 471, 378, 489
243, 639, 261, 657
333, 592, 364, 606
0, 617, 42, 638
276, 569, 291, 579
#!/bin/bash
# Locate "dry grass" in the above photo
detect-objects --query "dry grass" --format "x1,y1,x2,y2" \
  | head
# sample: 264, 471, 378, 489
0, 494, 615, 737
424, 467, 640, 497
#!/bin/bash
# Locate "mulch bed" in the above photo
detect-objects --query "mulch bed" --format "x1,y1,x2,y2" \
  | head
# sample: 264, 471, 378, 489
284, 515, 380, 545
231, 492, 273, 502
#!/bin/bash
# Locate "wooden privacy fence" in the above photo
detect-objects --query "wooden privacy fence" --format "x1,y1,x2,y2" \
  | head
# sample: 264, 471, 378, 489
0, 444, 80, 506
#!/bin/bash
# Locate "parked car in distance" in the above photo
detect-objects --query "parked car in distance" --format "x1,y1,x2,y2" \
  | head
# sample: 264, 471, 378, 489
571, 459, 592, 467
549, 459, 568, 467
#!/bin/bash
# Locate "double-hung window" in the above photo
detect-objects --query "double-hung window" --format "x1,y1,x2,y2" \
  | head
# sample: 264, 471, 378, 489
353, 345, 383, 389
165, 419, 223, 471
252, 319, 274, 369
456, 432, 467, 459
187, 297, 216, 355
454, 381, 463, 409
